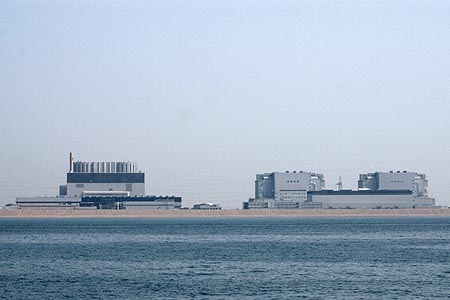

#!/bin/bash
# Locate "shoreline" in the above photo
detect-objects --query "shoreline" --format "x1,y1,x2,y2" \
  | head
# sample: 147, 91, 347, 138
0, 208, 449, 218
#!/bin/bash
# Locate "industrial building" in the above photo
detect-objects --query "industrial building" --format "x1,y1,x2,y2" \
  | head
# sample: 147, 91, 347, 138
192, 203, 222, 210
246, 171, 325, 209
244, 170, 435, 209
255, 171, 324, 201
15, 197, 81, 209
308, 190, 414, 209
16, 153, 182, 209
59, 153, 145, 198
358, 171, 429, 197
80, 196, 182, 210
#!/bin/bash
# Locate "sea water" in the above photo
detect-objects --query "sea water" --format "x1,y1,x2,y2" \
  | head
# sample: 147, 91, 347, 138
1, 217, 450, 299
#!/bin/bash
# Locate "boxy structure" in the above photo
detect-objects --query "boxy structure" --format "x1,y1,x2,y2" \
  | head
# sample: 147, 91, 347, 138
192, 203, 222, 210
246, 171, 325, 209
16, 153, 182, 210
244, 170, 436, 209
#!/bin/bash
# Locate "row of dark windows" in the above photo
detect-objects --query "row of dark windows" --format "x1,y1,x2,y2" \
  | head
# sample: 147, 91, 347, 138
67, 173, 144, 183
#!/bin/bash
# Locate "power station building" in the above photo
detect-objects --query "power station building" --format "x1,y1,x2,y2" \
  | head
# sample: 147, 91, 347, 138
247, 171, 325, 209
60, 154, 145, 198
358, 171, 428, 197
255, 171, 325, 201
16, 153, 182, 209
244, 170, 435, 209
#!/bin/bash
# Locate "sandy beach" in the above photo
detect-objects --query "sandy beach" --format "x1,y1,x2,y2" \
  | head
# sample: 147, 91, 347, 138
0, 208, 449, 218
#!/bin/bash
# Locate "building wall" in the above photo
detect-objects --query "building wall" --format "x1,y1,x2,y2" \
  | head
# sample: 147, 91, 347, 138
358, 171, 428, 197
412, 197, 436, 208
358, 174, 378, 190
72, 161, 138, 173
278, 190, 307, 202
255, 171, 324, 202
16, 197, 81, 208
79, 196, 182, 210
412, 175, 429, 197
245, 199, 274, 209
378, 172, 416, 191
66, 172, 145, 197
309, 191, 413, 209
243, 199, 321, 209
67, 182, 145, 197
124, 205, 178, 210
255, 174, 275, 199
124, 201, 181, 209
192, 203, 221, 210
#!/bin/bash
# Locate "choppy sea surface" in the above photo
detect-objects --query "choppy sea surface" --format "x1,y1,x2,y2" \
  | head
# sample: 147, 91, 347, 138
1, 217, 450, 299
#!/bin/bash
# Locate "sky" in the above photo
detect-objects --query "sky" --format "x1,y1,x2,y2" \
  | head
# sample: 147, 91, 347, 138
1, 0, 449, 208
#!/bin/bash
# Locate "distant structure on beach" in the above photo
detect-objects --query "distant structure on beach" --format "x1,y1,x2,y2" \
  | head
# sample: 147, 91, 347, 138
62, 152, 145, 198
244, 170, 435, 209
192, 203, 222, 210
358, 171, 429, 197
13, 154, 437, 210
16, 153, 182, 209
255, 171, 325, 201
251, 171, 324, 209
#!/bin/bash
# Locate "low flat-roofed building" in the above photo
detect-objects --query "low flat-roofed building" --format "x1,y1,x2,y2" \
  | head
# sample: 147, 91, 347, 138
412, 196, 436, 208
16, 197, 81, 209
308, 190, 414, 209
192, 203, 222, 210
80, 195, 182, 210
243, 198, 321, 209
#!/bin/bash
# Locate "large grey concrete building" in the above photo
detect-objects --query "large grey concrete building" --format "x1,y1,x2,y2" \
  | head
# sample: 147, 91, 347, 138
255, 171, 324, 201
60, 153, 145, 198
64, 167, 145, 197
16, 153, 182, 209
358, 171, 428, 197
248, 171, 325, 209
244, 170, 436, 209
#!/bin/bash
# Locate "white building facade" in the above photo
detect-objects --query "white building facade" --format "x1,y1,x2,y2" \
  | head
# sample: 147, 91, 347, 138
62, 158, 145, 198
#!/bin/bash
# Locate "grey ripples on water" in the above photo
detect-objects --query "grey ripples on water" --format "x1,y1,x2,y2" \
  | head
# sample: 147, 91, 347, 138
1, 217, 450, 299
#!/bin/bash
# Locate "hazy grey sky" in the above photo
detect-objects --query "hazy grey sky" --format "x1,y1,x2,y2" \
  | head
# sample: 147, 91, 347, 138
1, 0, 449, 208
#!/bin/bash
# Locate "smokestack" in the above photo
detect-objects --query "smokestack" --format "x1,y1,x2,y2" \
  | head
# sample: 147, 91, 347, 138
69, 152, 73, 173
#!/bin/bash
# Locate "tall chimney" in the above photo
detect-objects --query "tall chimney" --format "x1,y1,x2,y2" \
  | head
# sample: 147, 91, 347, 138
69, 152, 73, 173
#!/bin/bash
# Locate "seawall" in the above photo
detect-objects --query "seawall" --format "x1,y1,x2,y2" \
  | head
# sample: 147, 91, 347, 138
1, 208, 450, 218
